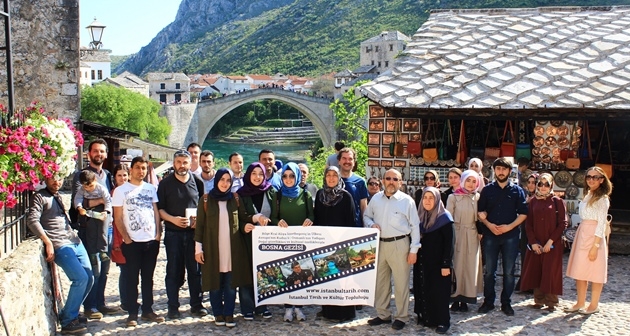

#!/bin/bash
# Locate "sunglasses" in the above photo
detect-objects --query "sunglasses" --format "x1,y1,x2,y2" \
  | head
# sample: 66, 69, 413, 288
281, 174, 296, 179
424, 176, 436, 181
384, 177, 400, 182
585, 175, 604, 181
537, 182, 551, 188
368, 182, 379, 186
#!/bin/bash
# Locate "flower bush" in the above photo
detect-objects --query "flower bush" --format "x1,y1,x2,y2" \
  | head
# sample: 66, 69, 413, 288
0, 102, 83, 209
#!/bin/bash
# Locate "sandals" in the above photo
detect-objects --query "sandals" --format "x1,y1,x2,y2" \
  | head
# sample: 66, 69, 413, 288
564, 306, 584, 313
579, 307, 600, 315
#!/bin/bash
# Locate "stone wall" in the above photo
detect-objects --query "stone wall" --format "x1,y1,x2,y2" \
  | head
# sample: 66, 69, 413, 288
0, 0, 80, 121
160, 103, 198, 149
0, 239, 56, 335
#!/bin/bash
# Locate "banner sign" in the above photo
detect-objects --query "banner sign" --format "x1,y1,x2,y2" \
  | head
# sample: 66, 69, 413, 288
253, 226, 380, 306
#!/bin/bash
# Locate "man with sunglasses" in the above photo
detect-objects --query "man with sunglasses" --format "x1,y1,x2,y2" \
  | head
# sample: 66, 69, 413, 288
477, 157, 528, 316
364, 169, 421, 331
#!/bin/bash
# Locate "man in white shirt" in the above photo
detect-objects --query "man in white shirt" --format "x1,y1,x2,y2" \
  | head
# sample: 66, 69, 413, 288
363, 169, 421, 331
187, 143, 203, 175
112, 156, 165, 327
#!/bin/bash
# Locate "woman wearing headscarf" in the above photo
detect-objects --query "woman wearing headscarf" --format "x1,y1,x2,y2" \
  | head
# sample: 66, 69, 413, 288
446, 170, 483, 313
195, 168, 251, 328
468, 158, 488, 189
414, 169, 442, 208
236, 163, 276, 320
520, 173, 567, 311
565, 166, 612, 315
314, 166, 357, 322
270, 162, 315, 322
414, 187, 454, 334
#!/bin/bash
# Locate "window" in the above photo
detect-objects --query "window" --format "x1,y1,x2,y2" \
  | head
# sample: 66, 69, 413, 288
389, 44, 393, 51
176, 83, 181, 89
371, 60, 374, 65
91, 70, 95, 80
385, 61, 389, 67
365, 47, 369, 53
378, 61, 381, 67
159, 94, 167, 103
336, 78, 342, 85
175, 94, 182, 102
97, 70, 103, 80
375, 46, 379, 52
160, 83, 166, 89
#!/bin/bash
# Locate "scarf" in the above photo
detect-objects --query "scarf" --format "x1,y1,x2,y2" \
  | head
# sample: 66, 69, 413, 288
280, 162, 302, 198
418, 187, 453, 234
318, 166, 346, 207
237, 163, 271, 197
424, 169, 441, 189
454, 169, 481, 195
535, 173, 554, 199
208, 168, 233, 201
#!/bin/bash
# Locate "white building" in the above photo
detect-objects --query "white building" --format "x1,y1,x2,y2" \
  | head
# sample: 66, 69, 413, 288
226, 75, 250, 93
104, 71, 149, 97
80, 48, 112, 85
360, 31, 410, 74
146, 72, 190, 104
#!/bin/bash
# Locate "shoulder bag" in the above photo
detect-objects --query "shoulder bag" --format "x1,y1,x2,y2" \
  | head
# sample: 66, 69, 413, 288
423, 120, 439, 163
484, 121, 501, 161
500, 120, 516, 158
595, 121, 613, 178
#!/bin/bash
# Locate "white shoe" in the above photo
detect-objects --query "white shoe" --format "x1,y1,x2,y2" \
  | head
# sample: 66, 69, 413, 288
284, 308, 294, 322
294, 308, 306, 321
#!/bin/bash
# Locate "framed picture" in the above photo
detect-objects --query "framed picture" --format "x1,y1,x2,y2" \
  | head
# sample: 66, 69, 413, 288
410, 133, 421, 141
382, 146, 393, 158
402, 146, 409, 158
368, 146, 380, 158
382, 134, 394, 145
368, 159, 380, 167
399, 134, 409, 144
368, 133, 381, 145
369, 119, 384, 132
394, 160, 407, 167
381, 160, 393, 168
403, 119, 419, 132
386, 119, 398, 132
369, 105, 385, 118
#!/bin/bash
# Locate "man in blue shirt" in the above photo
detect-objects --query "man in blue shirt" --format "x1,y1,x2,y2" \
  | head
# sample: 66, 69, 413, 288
258, 149, 282, 190
338, 148, 368, 227
477, 157, 528, 316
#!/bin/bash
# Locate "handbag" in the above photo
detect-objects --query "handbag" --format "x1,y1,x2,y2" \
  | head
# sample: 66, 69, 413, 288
456, 120, 467, 165
595, 121, 613, 178
606, 214, 613, 245
440, 120, 457, 160
484, 121, 501, 161
580, 121, 594, 170
469, 121, 485, 159
423, 120, 438, 162
515, 120, 532, 160
388, 119, 404, 157
500, 120, 516, 157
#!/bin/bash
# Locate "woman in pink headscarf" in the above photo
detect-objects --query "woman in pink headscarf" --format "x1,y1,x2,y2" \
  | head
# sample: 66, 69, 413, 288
445, 170, 483, 312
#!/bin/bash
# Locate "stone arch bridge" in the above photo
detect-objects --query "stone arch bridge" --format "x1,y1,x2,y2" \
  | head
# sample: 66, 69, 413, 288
161, 88, 337, 149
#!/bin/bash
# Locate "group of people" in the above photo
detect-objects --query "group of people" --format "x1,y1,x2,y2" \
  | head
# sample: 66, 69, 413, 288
26, 136, 613, 334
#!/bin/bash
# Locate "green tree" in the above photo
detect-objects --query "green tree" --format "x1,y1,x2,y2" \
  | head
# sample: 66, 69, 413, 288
81, 84, 171, 144
307, 81, 369, 186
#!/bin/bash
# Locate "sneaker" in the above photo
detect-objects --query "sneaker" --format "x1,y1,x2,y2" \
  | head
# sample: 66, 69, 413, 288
141, 312, 165, 323
261, 310, 272, 319
214, 315, 225, 326
243, 312, 255, 321
61, 319, 87, 334
367, 316, 392, 326
436, 324, 450, 334
225, 315, 236, 328
391, 319, 406, 330
77, 314, 87, 325
284, 308, 294, 322
126, 314, 138, 327
99, 251, 110, 262
501, 303, 515, 316
294, 308, 306, 321
87, 308, 103, 320
477, 303, 495, 314
167, 309, 182, 320
191, 307, 208, 317
98, 305, 120, 315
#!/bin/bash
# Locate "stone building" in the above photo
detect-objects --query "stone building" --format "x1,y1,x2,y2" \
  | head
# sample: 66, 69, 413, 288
79, 48, 112, 85
104, 71, 149, 97
0, 0, 81, 121
147, 72, 190, 104
360, 31, 410, 73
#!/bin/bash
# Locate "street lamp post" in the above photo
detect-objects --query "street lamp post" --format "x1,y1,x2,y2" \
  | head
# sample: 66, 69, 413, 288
86, 17, 105, 50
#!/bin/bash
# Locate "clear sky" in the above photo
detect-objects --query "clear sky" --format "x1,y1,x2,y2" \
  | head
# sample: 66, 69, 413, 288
80, 0, 182, 55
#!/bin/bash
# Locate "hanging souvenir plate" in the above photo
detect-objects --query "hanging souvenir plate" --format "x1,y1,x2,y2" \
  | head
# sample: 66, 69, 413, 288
550, 120, 563, 127
533, 136, 544, 148
542, 155, 552, 163
545, 136, 557, 147
554, 170, 573, 188
573, 170, 586, 188
546, 126, 558, 137
565, 185, 579, 199
541, 147, 551, 156
534, 126, 545, 137
557, 136, 569, 148
557, 125, 569, 137
532, 147, 541, 156
537, 120, 549, 125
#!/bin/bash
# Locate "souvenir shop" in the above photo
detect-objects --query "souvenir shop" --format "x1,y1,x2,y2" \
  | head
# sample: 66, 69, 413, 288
366, 105, 630, 224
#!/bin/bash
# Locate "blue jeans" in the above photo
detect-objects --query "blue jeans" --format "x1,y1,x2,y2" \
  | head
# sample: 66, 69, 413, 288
164, 230, 203, 311
79, 225, 112, 311
238, 285, 267, 315
209, 272, 236, 317
482, 234, 520, 305
54, 243, 93, 327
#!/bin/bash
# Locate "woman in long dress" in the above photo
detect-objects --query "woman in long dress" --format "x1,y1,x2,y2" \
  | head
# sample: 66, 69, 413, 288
236, 162, 276, 319
314, 166, 357, 321
414, 187, 454, 334
271, 162, 315, 322
565, 166, 612, 315
446, 169, 483, 312
520, 173, 567, 311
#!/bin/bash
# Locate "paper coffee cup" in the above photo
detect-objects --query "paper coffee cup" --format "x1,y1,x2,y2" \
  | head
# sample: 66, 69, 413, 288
185, 208, 197, 221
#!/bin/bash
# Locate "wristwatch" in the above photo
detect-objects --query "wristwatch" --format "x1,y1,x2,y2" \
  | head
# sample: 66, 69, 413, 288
594, 243, 601, 248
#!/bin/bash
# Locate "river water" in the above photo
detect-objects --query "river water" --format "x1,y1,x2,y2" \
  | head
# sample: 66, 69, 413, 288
201, 138, 314, 166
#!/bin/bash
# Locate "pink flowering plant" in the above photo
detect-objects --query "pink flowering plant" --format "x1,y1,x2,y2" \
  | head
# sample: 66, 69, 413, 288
0, 102, 83, 209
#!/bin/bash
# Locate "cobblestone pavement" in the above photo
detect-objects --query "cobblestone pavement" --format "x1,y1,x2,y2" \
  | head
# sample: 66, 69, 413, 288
56, 195, 630, 335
